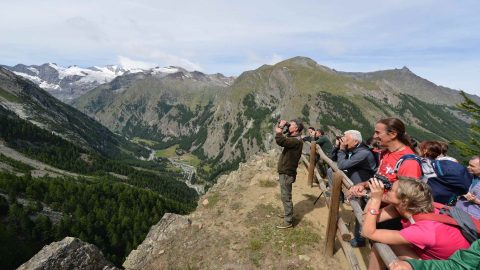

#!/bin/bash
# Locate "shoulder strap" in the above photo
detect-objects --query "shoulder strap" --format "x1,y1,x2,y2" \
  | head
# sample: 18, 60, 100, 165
394, 154, 423, 174
434, 159, 445, 176
412, 212, 459, 227
432, 202, 446, 209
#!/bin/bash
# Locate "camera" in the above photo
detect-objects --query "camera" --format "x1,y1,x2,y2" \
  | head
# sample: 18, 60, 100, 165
373, 174, 392, 191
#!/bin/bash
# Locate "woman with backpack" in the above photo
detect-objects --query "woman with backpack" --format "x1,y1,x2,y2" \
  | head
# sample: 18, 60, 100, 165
362, 177, 470, 270
416, 140, 472, 205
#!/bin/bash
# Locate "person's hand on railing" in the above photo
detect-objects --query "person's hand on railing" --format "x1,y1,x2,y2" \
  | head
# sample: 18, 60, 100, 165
388, 260, 412, 270
348, 183, 368, 197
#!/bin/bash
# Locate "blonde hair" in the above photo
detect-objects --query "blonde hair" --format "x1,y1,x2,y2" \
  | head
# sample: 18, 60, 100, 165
396, 178, 434, 214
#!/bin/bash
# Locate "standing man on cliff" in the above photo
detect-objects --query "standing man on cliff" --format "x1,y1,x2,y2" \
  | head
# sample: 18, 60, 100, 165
275, 119, 304, 229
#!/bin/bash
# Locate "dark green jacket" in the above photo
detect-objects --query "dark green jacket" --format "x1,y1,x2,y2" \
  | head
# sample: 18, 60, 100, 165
315, 136, 333, 156
407, 239, 480, 270
275, 132, 303, 177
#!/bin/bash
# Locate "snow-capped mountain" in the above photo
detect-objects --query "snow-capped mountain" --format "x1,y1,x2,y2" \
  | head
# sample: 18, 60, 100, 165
1, 63, 189, 102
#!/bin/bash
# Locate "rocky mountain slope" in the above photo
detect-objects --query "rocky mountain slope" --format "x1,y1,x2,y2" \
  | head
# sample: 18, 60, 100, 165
72, 57, 474, 177
0, 67, 147, 159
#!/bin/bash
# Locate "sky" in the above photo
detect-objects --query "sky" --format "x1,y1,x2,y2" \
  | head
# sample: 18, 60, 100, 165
1, 0, 479, 95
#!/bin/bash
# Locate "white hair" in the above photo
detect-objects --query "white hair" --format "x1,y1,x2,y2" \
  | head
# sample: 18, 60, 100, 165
344, 130, 362, 143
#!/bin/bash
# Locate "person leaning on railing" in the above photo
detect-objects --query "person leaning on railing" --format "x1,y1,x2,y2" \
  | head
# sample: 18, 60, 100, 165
349, 118, 422, 232
331, 130, 377, 247
388, 239, 479, 270
349, 118, 422, 198
361, 177, 470, 270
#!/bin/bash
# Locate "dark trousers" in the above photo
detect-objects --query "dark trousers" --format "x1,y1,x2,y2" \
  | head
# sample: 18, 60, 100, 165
279, 174, 295, 224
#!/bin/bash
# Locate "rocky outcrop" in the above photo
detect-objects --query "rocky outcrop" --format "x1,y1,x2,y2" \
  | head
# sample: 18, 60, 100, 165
123, 213, 192, 270
120, 150, 346, 269
17, 237, 118, 270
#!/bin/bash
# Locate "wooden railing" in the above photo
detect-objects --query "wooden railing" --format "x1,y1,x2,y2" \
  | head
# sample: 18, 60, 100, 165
301, 141, 398, 270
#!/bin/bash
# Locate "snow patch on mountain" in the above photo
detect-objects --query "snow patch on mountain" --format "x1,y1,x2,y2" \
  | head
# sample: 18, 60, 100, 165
151, 66, 179, 74
4, 63, 234, 102
13, 71, 61, 90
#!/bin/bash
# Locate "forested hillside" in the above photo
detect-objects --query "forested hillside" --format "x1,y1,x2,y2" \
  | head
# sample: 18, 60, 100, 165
0, 68, 199, 269
0, 110, 198, 268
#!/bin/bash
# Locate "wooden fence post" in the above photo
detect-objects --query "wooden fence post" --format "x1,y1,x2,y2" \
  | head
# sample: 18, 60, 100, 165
307, 142, 316, 187
324, 171, 343, 256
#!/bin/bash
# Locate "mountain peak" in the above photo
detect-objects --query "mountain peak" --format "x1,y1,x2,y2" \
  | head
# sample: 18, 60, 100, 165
278, 56, 317, 67
399, 66, 413, 74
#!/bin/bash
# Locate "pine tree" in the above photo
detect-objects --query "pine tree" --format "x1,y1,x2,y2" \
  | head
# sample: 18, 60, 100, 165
452, 91, 480, 157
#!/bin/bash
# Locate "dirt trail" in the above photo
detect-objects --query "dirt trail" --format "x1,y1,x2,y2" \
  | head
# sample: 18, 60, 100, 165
145, 150, 369, 270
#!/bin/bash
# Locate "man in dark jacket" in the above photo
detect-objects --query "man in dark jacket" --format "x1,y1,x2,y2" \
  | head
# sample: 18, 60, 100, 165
332, 130, 377, 247
275, 119, 304, 229
334, 130, 377, 184
315, 129, 333, 156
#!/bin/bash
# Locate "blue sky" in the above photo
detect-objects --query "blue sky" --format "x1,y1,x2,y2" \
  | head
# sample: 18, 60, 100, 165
1, 0, 479, 95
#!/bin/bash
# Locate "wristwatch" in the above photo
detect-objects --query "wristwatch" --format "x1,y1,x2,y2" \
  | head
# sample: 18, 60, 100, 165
368, 208, 379, 215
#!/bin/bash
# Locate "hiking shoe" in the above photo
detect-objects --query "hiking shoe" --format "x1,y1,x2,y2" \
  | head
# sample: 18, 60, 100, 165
276, 222, 293, 229
349, 238, 366, 247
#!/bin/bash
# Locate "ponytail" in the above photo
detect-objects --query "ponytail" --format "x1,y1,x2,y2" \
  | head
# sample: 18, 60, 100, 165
377, 118, 414, 150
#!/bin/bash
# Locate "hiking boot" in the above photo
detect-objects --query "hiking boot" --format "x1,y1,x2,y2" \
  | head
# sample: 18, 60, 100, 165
349, 238, 366, 247
276, 221, 293, 229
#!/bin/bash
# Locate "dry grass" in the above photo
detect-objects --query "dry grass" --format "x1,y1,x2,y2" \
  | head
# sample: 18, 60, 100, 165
258, 179, 278, 188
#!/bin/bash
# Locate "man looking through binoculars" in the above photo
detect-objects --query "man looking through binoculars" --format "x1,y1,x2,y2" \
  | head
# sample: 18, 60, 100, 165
275, 119, 304, 229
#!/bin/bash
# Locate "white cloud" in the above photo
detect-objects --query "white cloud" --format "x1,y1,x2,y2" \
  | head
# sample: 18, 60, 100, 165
118, 52, 202, 71
1, 0, 480, 94
117, 56, 157, 70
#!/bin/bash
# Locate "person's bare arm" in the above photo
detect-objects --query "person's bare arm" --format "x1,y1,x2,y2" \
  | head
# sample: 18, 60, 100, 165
361, 179, 409, 245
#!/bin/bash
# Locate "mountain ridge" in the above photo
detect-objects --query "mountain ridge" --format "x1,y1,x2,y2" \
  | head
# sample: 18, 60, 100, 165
70, 56, 474, 182
2, 63, 234, 102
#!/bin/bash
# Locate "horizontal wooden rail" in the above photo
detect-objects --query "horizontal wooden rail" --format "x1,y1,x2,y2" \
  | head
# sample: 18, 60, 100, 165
303, 141, 398, 268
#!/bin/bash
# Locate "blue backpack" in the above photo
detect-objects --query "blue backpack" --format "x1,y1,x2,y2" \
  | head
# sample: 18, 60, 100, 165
395, 154, 473, 205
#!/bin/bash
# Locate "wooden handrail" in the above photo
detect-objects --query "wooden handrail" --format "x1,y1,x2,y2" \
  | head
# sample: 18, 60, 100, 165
307, 142, 317, 187
303, 141, 398, 268
324, 171, 343, 256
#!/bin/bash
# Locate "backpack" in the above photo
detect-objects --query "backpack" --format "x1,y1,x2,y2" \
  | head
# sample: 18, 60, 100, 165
412, 202, 480, 243
395, 154, 473, 205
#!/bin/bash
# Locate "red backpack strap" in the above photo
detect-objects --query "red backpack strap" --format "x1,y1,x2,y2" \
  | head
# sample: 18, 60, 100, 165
432, 202, 448, 209
412, 213, 459, 227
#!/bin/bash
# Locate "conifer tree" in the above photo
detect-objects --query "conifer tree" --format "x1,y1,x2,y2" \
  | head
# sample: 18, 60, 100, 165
452, 91, 480, 157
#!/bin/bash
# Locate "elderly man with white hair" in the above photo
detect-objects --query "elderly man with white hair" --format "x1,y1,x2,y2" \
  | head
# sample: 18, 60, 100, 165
336, 130, 377, 183
332, 129, 377, 247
